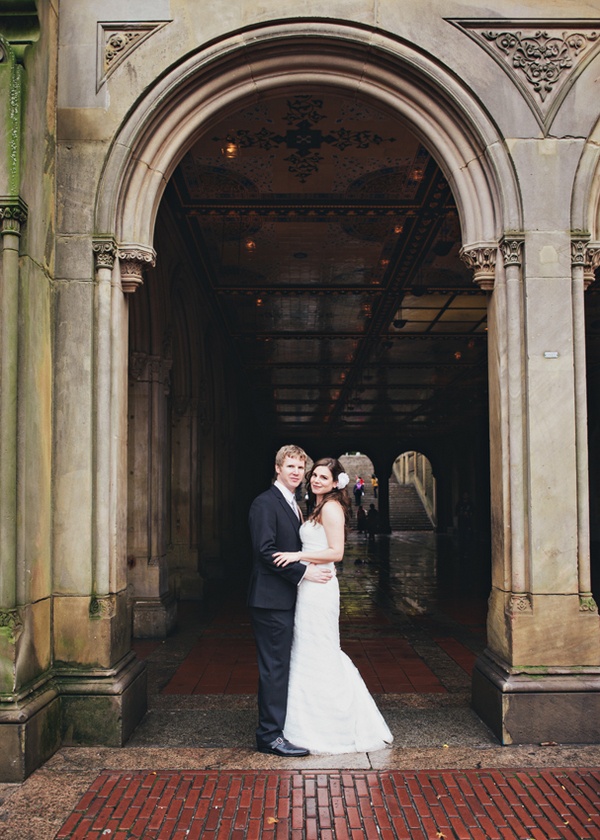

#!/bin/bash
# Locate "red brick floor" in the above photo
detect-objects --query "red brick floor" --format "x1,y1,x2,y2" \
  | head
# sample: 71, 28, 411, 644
160, 634, 447, 696
55, 768, 600, 839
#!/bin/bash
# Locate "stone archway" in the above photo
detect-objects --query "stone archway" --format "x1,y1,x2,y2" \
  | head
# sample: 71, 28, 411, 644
93, 19, 525, 740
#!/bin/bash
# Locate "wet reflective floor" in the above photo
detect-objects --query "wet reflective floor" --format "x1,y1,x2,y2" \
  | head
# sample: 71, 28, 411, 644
5, 533, 600, 839
150, 531, 489, 701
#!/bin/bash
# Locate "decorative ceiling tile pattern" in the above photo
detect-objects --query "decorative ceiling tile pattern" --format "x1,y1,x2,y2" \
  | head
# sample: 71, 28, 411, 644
167, 91, 488, 440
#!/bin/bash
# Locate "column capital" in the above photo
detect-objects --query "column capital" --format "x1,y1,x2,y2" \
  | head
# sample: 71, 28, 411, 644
92, 237, 117, 271
117, 243, 156, 293
499, 235, 524, 267
459, 241, 498, 290
572, 237, 600, 289
0, 196, 28, 235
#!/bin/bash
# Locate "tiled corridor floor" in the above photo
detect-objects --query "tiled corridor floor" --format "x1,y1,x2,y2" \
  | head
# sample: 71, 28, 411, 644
3, 532, 600, 839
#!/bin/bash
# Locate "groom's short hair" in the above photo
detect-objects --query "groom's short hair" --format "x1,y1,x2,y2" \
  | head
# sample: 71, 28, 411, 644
275, 444, 307, 467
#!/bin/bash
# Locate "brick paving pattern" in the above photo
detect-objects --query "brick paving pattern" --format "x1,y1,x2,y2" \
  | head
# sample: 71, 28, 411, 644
56, 768, 600, 839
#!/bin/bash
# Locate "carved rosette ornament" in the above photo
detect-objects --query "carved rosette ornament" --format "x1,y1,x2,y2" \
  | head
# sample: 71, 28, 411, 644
117, 244, 156, 293
0, 197, 28, 236
459, 243, 497, 290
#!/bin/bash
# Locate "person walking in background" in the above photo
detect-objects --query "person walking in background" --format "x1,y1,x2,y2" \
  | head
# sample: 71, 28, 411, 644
367, 503, 379, 542
356, 504, 367, 535
371, 474, 378, 499
353, 477, 364, 507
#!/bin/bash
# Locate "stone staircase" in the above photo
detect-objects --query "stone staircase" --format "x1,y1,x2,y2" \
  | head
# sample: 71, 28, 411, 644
388, 480, 433, 531
339, 453, 433, 531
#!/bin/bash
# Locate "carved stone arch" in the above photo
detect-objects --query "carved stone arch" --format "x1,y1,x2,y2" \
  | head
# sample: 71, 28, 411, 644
573, 115, 600, 245
95, 20, 522, 255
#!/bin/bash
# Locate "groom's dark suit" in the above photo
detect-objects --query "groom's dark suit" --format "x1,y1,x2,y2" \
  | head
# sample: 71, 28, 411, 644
248, 483, 306, 747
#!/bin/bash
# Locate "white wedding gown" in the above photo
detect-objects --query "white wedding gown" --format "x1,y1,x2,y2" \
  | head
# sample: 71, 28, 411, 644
283, 520, 393, 754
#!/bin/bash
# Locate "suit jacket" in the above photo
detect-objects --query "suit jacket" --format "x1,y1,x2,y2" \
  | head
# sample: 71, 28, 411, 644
247, 484, 306, 609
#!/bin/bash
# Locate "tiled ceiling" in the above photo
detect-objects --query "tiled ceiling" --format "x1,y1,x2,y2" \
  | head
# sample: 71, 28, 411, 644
166, 91, 489, 441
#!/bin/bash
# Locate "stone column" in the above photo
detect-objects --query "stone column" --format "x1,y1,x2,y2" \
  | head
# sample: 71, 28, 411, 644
128, 349, 177, 637
52, 240, 148, 749
371, 455, 392, 535
464, 236, 600, 744
168, 397, 203, 599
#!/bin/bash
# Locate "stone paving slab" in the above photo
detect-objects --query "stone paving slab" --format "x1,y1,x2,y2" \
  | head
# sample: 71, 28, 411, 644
51, 767, 600, 840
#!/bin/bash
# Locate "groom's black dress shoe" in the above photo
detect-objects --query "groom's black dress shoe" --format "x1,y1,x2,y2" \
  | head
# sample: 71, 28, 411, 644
257, 737, 309, 757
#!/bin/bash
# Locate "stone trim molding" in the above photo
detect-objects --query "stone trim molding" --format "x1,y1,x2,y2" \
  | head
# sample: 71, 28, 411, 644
459, 242, 498, 290
450, 20, 600, 132
117, 244, 156, 293
0, 196, 28, 235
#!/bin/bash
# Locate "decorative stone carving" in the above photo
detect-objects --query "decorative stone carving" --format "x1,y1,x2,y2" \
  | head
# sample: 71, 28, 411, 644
89, 595, 116, 620
97, 22, 170, 90
451, 21, 600, 132
0, 608, 23, 642
507, 594, 533, 614
92, 237, 117, 270
117, 244, 156, 293
580, 595, 598, 613
0, 197, 28, 235
459, 243, 497, 290
500, 236, 524, 268
584, 242, 600, 290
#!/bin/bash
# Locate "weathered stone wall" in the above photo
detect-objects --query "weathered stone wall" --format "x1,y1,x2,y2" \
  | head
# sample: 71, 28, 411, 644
2, 0, 600, 779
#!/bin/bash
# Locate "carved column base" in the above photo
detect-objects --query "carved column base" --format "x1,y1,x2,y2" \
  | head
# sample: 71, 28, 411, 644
132, 592, 177, 639
0, 682, 61, 782
58, 651, 147, 747
472, 650, 600, 745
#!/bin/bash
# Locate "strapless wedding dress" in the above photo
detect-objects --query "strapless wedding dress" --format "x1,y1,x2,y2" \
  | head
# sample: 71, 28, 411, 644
283, 520, 393, 754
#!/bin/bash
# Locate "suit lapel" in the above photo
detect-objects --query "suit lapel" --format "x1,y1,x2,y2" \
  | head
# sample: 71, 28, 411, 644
271, 484, 301, 530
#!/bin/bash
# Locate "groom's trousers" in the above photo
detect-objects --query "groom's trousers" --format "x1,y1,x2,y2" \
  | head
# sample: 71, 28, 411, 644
250, 605, 295, 746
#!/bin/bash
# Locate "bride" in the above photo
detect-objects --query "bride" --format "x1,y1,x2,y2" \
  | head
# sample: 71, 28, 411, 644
273, 457, 393, 754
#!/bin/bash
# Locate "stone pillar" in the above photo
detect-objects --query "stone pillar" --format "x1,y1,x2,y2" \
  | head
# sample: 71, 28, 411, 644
372, 455, 392, 535
128, 349, 177, 637
168, 397, 204, 600
52, 240, 147, 751
464, 236, 600, 744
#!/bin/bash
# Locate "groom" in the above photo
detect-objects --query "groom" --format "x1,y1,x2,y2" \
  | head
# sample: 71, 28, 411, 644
248, 444, 333, 756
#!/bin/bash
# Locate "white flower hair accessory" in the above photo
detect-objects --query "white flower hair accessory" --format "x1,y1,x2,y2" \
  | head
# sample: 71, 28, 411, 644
336, 472, 350, 490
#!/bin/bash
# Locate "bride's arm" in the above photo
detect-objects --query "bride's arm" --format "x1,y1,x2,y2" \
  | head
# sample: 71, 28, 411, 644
273, 501, 345, 566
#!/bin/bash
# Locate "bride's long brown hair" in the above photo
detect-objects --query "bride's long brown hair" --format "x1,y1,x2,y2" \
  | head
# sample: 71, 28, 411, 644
307, 457, 352, 526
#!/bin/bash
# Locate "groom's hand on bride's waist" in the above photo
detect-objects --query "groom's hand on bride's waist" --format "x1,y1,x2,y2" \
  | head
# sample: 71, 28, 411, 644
302, 564, 333, 584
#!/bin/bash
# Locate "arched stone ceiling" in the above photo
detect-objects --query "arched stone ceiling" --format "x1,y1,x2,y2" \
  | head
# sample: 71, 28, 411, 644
162, 89, 489, 443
